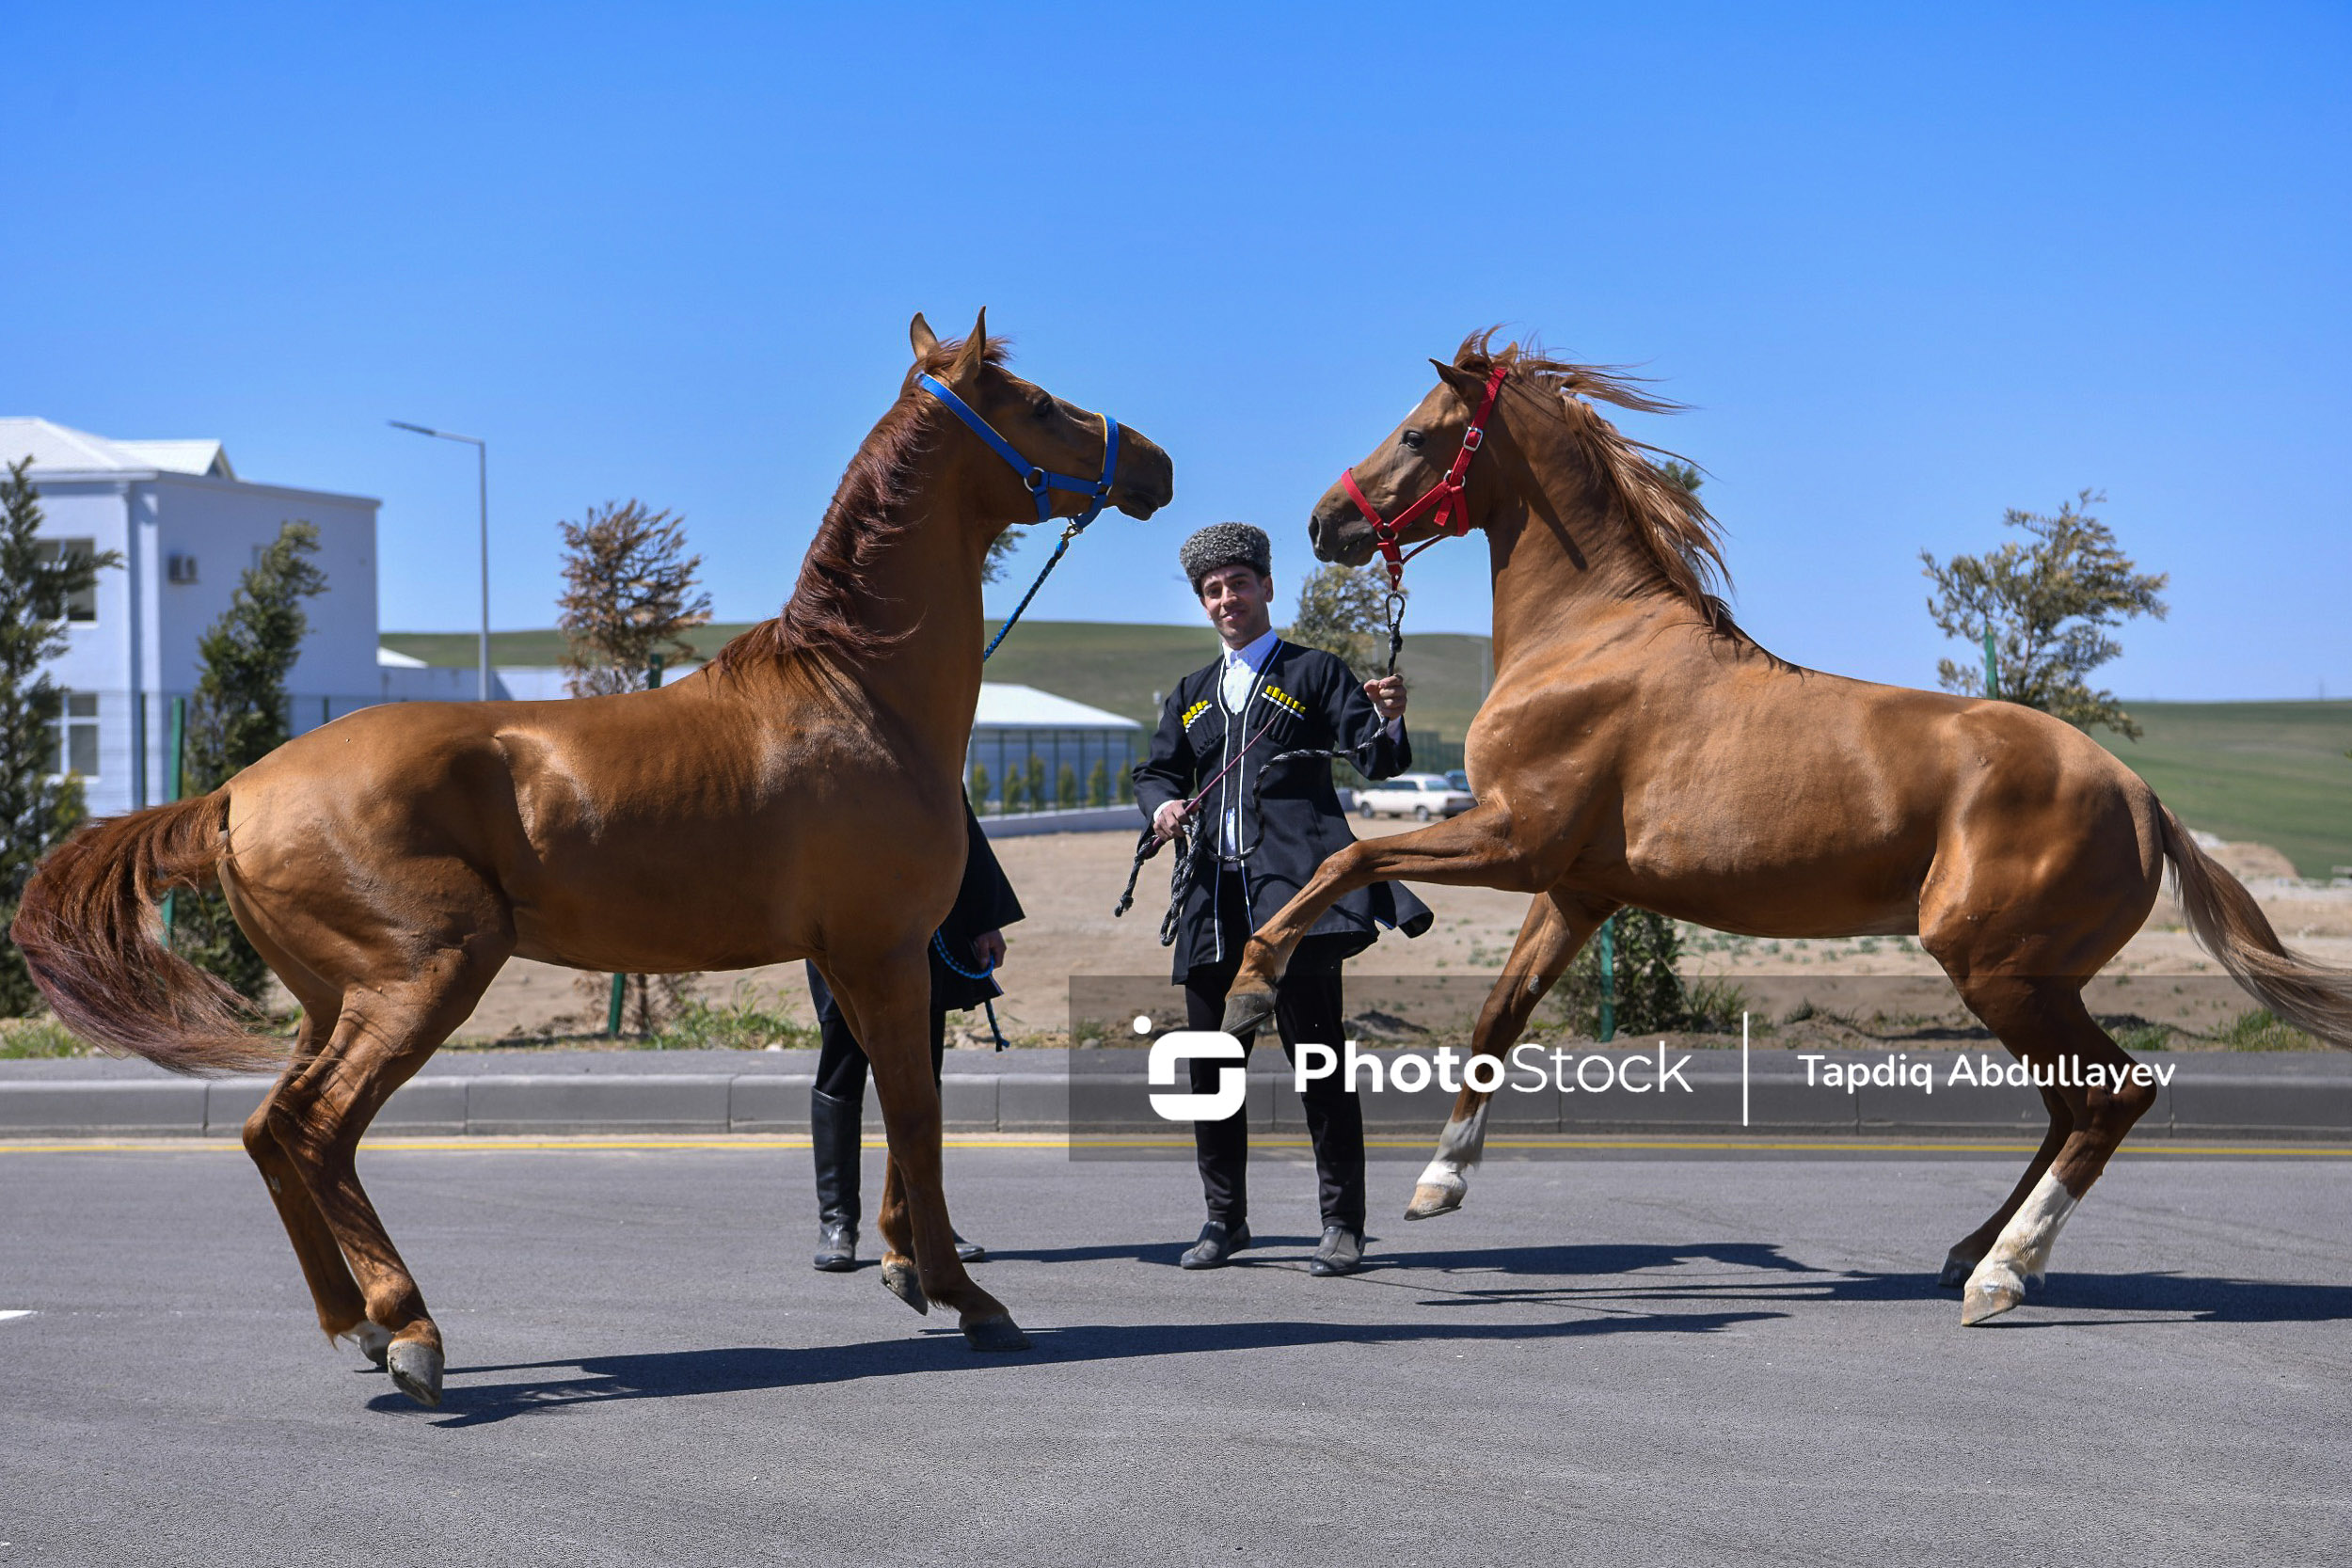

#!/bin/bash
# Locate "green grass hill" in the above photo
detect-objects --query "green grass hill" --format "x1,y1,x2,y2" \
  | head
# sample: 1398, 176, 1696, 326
382, 623, 2348, 876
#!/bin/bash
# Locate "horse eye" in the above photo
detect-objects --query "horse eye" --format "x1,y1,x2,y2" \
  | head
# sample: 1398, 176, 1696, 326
1031, 393, 1056, 420
1401, 428, 1425, 451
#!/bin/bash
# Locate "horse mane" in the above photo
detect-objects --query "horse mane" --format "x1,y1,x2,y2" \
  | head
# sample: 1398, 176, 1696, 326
712, 332, 1010, 674
1455, 329, 1737, 633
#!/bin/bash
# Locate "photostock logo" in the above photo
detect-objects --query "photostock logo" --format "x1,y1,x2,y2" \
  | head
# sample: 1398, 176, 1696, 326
1147, 1031, 1247, 1122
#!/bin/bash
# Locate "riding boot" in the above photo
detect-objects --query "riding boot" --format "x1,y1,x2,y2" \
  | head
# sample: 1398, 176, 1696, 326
811, 1087, 862, 1272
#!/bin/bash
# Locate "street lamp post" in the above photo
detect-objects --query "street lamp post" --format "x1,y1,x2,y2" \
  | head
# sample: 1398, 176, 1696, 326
388, 420, 491, 701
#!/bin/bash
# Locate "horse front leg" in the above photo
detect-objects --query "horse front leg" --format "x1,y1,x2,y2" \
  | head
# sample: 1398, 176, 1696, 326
1221, 803, 1547, 1037
1406, 886, 1616, 1221
825, 951, 1029, 1353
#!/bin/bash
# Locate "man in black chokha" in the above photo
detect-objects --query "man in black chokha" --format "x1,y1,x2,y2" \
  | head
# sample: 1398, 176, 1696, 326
1132, 522, 1431, 1277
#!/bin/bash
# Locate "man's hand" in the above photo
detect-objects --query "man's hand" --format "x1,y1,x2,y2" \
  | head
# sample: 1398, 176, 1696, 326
1152, 798, 1194, 842
1363, 674, 1407, 721
971, 929, 1006, 971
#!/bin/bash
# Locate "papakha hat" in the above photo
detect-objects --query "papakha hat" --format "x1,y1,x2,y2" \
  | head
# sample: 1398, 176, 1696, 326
1178, 521, 1273, 594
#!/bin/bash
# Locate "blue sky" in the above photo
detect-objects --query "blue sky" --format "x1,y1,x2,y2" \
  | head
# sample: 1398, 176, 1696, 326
7, 2, 2345, 699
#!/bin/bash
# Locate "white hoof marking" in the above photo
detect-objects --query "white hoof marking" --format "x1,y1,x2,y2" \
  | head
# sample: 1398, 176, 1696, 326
1965, 1171, 2079, 1300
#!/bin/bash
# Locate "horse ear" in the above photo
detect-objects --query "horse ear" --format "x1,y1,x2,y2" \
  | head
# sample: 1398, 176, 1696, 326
950, 307, 991, 383
1429, 357, 1487, 400
910, 312, 939, 360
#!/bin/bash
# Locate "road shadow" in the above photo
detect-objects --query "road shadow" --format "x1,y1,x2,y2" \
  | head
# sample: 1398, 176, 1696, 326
985, 1235, 1327, 1267
391, 1309, 1781, 1428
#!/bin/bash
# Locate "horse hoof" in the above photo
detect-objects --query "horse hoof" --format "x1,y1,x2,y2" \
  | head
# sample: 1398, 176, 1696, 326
386, 1340, 443, 1408
352, 1322, 392, 1370
1960, 1259, 2026, 1326
1404, 1180, 1465, 1221
962, 1313, 1031, 1353
881, 1259, 930, 1316
1937, 1249, 1978, 1291
1220, 989, 1276, 1036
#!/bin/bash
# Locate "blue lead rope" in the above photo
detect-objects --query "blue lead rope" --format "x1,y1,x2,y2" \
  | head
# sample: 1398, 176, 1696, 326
932, 929, 1010, 1052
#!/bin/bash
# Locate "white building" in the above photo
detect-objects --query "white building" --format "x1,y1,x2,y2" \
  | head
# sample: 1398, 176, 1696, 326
966, 683, 1141, 812
6, 419, 382, 816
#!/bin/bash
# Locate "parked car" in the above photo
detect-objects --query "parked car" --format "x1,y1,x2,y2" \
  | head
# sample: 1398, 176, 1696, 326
1355, 772, 1475, 820
1444, 768, 1474, 800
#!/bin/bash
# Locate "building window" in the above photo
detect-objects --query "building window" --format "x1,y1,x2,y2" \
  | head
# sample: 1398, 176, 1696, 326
167, 553, 199, 584
55, 692, 99, 777
32, 539, 99, 621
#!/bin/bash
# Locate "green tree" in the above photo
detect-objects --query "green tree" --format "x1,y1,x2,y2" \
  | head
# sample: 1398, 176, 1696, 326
1554, 911, 1690, 1037
1023, 754, 1045, 815
1056, 761, 1078, 810
1087, 757, 1108, 807
0, 459, 119, 1016
556, 500, 712, 697
177, 521, 328, 1000
1286, 563, 1402, 673
969, 763, 992, 814
1920, 489, 2169, 740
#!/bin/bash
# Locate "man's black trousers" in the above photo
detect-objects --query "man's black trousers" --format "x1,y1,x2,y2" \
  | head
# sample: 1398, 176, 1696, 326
1183, 870, 1366, 1233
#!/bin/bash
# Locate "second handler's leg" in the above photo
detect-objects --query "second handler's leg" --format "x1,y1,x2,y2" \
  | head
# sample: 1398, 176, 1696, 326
1279, 946, 1366, 1275
808, 963, 866, 1272
1180, 957, 1254, 1268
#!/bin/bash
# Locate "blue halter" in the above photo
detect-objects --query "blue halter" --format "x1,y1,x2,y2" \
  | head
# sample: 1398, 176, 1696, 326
915, 370, 1123, 661
916, 372, 1120, 529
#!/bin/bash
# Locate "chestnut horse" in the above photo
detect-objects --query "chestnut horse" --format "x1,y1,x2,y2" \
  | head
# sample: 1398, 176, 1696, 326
12, 310, 1172, 1403
1225, 332, 2351, 1326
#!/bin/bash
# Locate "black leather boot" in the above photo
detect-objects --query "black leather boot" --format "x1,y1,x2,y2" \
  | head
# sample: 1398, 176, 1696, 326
811, 1087, 861, 1272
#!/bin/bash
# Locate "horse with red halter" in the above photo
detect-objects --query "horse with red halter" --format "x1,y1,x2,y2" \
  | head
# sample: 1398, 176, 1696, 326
11, 310, 1173, 1403
1222, 330, 2351, 1325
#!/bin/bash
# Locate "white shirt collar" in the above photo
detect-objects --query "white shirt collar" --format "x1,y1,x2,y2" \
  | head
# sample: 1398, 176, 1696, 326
1222, 626, 1279, 673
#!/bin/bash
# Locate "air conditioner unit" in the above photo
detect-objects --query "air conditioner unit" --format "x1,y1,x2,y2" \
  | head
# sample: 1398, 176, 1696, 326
167, 554, 199, 584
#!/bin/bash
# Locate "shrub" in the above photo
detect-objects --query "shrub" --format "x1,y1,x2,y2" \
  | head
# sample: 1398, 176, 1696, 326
1551, 910, 1689, 1037
646, 988, 818, 1052
2212, 1007, 2315, 1052
0, 1015, 87, 1058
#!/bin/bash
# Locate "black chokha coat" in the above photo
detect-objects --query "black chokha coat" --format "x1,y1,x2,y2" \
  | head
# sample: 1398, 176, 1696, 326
1131, 640, 1433, 983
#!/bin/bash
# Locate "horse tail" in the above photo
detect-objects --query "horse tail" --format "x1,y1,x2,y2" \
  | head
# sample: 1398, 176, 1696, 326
8, 793, 285, 1075
2159, 806, 2352, 1049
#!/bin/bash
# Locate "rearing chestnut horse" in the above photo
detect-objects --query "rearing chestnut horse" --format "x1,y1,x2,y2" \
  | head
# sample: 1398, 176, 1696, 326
12, 310, 1172, 1404
1224, 331, 2350, 1326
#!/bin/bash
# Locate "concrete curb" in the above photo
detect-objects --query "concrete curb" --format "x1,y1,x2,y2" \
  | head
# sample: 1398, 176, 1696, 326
2, 1050, 2344, 1139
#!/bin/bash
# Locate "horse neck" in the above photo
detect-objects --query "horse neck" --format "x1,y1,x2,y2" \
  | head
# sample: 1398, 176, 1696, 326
793, 451, 997, 770
1483, 418, 1680, 673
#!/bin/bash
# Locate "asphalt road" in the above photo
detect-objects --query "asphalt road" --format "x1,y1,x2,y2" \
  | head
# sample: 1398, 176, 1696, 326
3, 1141, 2349, 1566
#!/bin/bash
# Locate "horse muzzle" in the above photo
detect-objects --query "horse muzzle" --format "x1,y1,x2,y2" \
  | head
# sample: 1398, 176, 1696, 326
1111, 431, 1175, 519
1308, 490, 1376, 566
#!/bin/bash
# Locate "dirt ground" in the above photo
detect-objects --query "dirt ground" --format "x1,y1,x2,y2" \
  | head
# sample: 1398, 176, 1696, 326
452, 820, 2352, 1050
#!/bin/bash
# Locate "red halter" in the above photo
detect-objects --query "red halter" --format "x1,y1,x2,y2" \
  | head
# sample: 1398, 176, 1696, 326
1341, 361, 1509, 592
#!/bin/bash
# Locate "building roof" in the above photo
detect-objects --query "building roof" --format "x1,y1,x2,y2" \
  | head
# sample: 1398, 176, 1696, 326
976, 682, 1139, 729
0, 419, 237, 479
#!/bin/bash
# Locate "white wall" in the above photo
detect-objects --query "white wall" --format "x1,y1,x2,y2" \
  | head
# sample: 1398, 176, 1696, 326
31, 471, 381, 815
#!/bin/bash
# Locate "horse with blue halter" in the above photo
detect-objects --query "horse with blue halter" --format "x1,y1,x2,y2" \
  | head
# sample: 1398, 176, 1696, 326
12, 309, 1172, 1405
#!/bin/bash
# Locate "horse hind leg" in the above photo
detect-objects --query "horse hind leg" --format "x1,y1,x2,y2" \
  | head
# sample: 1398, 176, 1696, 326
1406, 889, 1612, 1221
1944, 975, 2157, 1325
270, 946, 505, 1406
241, 1005, 379, 1363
